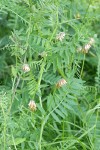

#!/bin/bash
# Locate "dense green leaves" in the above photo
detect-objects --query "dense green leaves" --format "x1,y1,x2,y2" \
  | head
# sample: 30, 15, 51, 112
0, 0, 100, 149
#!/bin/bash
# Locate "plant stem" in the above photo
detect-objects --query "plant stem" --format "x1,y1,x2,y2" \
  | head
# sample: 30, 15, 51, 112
12, 76, 20, 101
39, 119, 45, 150
34, 57, 46, 105
80, 53, 86, 78
1, 97, 7, 150
37, 58, 46, 149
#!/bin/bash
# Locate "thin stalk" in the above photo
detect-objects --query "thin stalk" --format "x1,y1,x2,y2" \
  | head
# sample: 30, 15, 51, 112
62, 120, 65, 147
34, 57, 46, 104
80, 53, 86, 78
8, 75, 21, 116
38, 119, 45, 150
38, 58, 46, 150
12, 76, 20, 101
24, 16, 32, 63
1, 97, 7, 150
49, 7, 59, 42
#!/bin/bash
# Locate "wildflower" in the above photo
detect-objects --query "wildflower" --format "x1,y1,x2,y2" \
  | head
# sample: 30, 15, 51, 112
83, 37, 95, 53
83, 43, 91, 53
22, 64, 30, 73
56, 32, 65, 41
56, 78, 67, 88
28, 100, 36, 111
77, 37, 95, 54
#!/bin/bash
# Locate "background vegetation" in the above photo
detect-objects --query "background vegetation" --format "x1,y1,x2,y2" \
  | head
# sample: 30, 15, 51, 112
0, 0, 100, 149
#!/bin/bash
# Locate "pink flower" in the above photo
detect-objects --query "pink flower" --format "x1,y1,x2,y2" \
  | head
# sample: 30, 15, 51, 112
56, 78, 67, 88
28, 100, 36, 111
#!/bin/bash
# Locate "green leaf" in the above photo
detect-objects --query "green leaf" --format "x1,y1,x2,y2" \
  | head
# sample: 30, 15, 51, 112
37, 103, 46, 115
51, 112, 61, 123
58, 105, 68, 117
47, 94, 54, 111
8, 138, 26, 146
55, 108, 65, 119
11, 65, 17, 77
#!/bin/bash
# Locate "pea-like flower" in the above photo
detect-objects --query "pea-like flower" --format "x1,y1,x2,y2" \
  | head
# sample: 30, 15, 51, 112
22, 64, 30, 73
56, 32, 65, 41
77, 37, 95, 54
28, 100, 36, 111
56, 78, 67, 88
83, 43, 91, 53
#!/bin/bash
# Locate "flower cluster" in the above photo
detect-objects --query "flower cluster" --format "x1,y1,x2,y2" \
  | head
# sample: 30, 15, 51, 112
56, 32, 65, 41
77, 37, 95, 53
56, 78, 67, 88
28, 100, 36, 111
84, 44, 91, 53
22, 64, 30, 73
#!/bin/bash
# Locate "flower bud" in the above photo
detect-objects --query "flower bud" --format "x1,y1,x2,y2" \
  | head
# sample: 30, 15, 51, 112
56, 78, 67, 88
74, 13, 80, 19
28, 100, 36, 111
22, 64, 30, 73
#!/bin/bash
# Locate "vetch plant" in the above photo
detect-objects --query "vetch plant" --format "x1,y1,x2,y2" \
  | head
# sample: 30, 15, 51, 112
0, 0, 99, 150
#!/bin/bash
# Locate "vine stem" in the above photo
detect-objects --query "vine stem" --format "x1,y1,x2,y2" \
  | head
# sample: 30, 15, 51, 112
39, 119, 45, 150
38, 58, 46, 150
33, 57, 46, 107
1, 98, 6, 150
80, 53, 86, 78
12, 76, 20, 101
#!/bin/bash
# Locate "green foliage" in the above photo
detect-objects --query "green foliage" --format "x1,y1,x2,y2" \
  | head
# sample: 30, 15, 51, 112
0, 0, 100, 150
